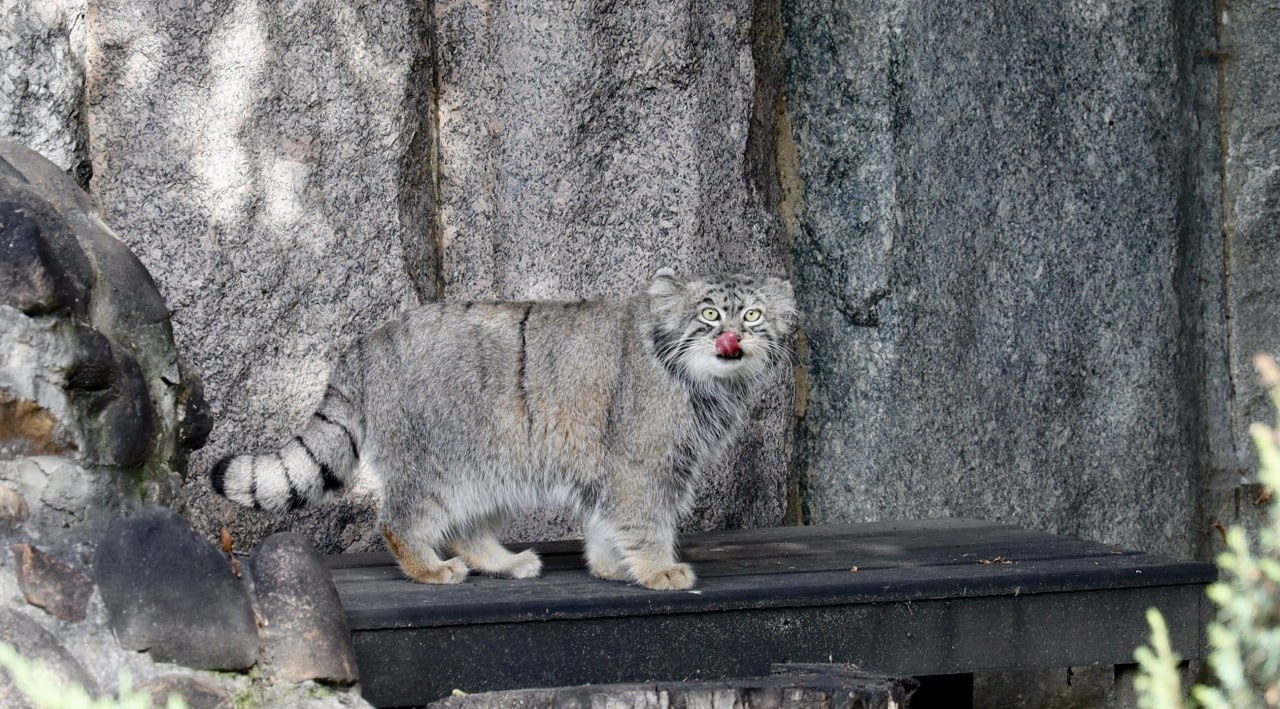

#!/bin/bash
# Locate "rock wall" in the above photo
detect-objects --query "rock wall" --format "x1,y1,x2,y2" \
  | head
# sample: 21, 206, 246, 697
1192, 0, 1280, 552
0, 0, 89, 182
85, 0, 431, 551
1219, 3, 1280, 482
783, 1, 1224, 559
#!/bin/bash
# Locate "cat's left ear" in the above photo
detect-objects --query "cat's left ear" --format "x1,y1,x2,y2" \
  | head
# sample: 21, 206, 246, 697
648, 268, 685, 320
760, 277, 799, 333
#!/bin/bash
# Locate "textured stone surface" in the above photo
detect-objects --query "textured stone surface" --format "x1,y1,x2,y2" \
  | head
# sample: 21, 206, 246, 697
1198, 2, 1280, 559
434, 0, 792, 540
249, 532, 358, 685
93, 507, 257, 670
12, 542, 94, 621
0, 142, 209, 528
0, 486, 29, 527
137, 675, 234, 709
0, 606, 98, 707
1221, 3, 1280, 467
785, 2, 1221, 558
0, 0, 89, 180
85, 0, 429, 553
0, 520, 371, 708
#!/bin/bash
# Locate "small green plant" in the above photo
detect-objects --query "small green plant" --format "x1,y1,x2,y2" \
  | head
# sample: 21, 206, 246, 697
1134, 353, 1280, 708
0, 640, 185, 709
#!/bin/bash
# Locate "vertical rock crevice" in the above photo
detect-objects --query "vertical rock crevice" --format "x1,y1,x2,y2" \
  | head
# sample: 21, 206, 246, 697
397, 0, 441, 302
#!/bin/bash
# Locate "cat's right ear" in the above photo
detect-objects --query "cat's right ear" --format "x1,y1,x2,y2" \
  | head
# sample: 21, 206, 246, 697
648, 268, 685, 320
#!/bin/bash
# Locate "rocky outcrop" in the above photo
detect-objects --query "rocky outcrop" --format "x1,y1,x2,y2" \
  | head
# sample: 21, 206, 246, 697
0, 141, 209, 529
250, 532, 358, 685
0, 505, 369, 707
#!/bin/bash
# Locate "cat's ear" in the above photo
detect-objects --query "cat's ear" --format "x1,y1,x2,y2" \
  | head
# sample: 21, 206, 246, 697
648, 268, 685, 319
762, 277, 795, 305
761, 277, 799, 333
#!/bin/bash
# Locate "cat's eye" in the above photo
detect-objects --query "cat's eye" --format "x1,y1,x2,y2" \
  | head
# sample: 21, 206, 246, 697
743, 308, 763, 323
701, 307, 721, 321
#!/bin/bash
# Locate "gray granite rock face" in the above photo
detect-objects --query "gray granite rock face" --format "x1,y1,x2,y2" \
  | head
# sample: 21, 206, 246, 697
1197, 1, 1280, 555
784, 2, 1222, 558
1221, 2, 1280, 467
0, 142, 209, 528
434, 0, 792, 539
84, 0, 432, 552
0, 0, 89, 182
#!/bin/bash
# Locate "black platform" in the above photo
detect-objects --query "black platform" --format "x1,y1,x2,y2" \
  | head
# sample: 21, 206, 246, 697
325, 518, 1214, 707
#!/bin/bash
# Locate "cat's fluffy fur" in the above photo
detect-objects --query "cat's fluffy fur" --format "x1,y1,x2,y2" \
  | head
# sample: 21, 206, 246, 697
210, 269, 796, 590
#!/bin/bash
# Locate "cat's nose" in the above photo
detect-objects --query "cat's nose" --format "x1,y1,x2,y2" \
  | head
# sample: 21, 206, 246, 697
715, 331, 742, 358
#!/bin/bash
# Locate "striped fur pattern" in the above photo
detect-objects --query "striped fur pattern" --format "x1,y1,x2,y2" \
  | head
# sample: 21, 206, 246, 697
210, 269, 796, 590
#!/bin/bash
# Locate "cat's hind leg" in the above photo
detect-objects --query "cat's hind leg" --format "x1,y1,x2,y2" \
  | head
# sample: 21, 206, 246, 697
584, 516, 628, 582
592, 511, 695, 590
377, 484, 468, 584
450, 523, 542, 579
381, 523, 469, 584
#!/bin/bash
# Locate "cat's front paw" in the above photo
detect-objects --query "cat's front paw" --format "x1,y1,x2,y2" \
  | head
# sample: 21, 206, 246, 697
636, 562, 696, 590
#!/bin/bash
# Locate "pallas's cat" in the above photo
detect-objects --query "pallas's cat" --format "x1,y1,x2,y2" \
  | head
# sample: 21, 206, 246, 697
211, 269, 797, 590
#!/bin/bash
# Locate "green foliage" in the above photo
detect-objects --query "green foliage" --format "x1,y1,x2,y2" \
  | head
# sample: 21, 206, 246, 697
1135, 608, 1185, 708
1135, 354, 1280, 708
0, 640, 185, 709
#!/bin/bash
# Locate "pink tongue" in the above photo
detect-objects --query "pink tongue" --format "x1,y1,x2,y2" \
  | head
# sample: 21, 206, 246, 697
715, 331, 741, 358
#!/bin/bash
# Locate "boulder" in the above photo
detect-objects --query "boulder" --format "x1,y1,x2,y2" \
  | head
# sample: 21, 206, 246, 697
0, 141, 210, 529
249, 532, 358, 685
93, 507, 258, 671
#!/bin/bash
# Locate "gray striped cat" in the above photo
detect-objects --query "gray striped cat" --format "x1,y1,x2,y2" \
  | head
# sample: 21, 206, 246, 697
210, 269, 796, 590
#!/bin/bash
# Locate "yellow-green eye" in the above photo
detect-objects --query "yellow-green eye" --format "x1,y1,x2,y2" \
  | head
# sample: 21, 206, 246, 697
701, 307, 721, 321
743, 308, 763, 323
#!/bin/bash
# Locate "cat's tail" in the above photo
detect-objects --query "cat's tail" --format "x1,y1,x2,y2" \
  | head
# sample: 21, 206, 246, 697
209, 373, 363, 513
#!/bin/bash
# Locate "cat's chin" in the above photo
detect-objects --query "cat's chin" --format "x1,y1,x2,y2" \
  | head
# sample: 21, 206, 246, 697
687, 352, 766, 382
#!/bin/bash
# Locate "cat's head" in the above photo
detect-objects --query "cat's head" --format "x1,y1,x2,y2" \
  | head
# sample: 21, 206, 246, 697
647, 268, 797, 384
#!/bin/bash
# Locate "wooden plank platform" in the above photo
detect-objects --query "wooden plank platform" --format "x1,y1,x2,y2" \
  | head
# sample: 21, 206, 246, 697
326, 519, 1215, 708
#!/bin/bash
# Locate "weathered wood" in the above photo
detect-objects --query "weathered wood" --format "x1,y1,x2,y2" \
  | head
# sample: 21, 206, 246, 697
327, 520, 1213, 707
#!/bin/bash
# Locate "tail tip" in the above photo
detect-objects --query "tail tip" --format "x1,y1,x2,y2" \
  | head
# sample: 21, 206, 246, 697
209, 456, 232, 497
